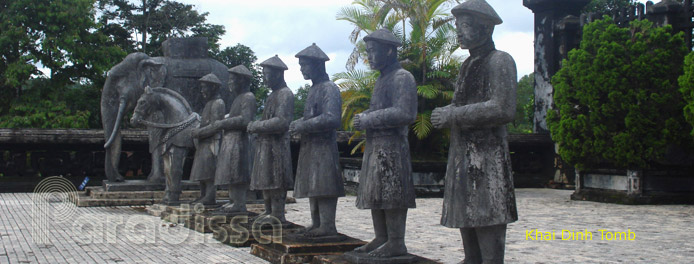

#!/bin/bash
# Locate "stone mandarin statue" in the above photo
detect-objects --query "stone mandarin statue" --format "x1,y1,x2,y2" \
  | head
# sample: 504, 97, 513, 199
190, 73, 226, 206
248, 55, 295, 223
350, 29, 418, 258
431, 1, 519, 263
289, 43, 345, 238
212, 65, 257, 213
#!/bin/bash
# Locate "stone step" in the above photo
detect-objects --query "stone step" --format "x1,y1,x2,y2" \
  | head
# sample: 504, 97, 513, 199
87, 188, 230, 200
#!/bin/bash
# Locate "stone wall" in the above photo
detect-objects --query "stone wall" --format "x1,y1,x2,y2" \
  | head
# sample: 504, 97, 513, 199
0, 129, 555, 192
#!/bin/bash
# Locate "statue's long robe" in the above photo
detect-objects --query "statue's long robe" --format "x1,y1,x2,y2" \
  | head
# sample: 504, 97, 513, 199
293, 80, 345, 198
441, 42, 518, 228
355, 63, 417, 210
190, 98, 224, 181
250, 87, 294, 191
215, 91, 256, 185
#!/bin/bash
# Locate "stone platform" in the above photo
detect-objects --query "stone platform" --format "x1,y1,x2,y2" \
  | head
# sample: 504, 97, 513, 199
77, 187, 232, 207
102, 180, 201, 191
314, 253, 439, 264
250, 234, 366, 264
76, 180, 274, 207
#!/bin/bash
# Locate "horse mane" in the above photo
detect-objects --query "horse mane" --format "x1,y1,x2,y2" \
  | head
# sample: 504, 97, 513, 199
149, 87, 193, 113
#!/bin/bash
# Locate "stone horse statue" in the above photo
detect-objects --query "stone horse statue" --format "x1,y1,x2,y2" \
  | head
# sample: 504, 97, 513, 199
130, 87, 199, 205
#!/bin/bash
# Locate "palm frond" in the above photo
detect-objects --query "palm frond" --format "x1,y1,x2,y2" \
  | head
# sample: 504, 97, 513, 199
412, 111, 433, 139
417, 84, 439, 99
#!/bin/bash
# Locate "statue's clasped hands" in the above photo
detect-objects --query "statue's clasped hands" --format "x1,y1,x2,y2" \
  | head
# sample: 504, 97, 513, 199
431, 105, 451, 129
289, 119, 304, 135
352, 113, 364, 131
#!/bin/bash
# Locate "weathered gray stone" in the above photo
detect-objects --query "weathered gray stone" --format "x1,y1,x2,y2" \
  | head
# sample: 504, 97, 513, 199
130, 87, 200, 205
249, 56, 295, 223
215, 65, 257, 213
101, 37, 231, 183
431, 1, 518, 263
350, 28, 418, 260
189, 74, 226, 205
290, 44, 345, 239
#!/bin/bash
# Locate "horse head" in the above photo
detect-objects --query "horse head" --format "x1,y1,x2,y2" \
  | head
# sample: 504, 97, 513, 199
131, 86, 157, 126
130, 86, 193, 126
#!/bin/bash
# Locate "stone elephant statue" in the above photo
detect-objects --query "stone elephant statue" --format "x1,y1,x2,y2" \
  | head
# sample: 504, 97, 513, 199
101, 37, 232, 182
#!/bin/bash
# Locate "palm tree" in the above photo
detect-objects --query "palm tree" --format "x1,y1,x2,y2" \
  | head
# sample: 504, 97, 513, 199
333, 69, 379, 154
336, 0, 463, 157
336, 0, 402, 70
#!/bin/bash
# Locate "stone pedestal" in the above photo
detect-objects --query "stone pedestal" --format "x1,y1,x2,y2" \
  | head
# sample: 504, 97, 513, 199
313, 253, 439, 264
189, 210, 258, 234
102, 180, 201, 191
250, 235, 366, 264
215, 219, 304, 248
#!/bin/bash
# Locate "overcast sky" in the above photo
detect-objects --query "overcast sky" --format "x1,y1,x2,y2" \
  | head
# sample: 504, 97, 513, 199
178, 0, 652, 90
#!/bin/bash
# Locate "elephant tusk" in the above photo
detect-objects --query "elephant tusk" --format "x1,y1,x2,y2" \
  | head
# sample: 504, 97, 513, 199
104, 99, 127, 148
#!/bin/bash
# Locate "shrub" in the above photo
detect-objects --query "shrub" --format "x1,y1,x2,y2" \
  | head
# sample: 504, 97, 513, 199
549, 17, 691, 170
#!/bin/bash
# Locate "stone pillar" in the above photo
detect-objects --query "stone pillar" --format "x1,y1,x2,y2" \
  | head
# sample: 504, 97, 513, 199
647, 0, 684, 28
627, 169, 642, 195
523, 0, 591, 134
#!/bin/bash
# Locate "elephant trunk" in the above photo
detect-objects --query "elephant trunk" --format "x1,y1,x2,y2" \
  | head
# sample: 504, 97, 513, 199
104, 98, 127, 148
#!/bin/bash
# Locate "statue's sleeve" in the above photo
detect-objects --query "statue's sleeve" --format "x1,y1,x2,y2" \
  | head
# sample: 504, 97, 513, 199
197, 100, 226, 139
360, 71, 417, 129
253, 89, 294, 134
219, 94, 257, 130
300, 84, 342, 133
449, 52, 517, 128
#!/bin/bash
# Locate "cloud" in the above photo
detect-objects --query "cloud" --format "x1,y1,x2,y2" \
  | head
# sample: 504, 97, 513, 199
495, 31, 535, 78
180, 0, 537, 86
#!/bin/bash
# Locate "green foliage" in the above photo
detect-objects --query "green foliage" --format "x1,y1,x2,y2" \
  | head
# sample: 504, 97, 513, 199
96, 0, 226, 57
549, 17, 691, 170
294, 84, 311, 120
0, 0, 126, 113
0, 79, 91, 128
333, 69, 378, 131
337, 0, 460, 159
214, 44, 264, 97
583, 0, 634, 13
0, 101, 90, 129
678, 52, 694, 136
508, 73, 534, 134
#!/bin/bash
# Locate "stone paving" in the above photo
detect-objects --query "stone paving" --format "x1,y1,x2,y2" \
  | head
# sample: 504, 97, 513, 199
1, 189, 693, 263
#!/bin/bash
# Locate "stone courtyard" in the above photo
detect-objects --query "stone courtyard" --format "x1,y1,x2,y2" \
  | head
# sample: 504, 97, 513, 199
0, 189, 692, 263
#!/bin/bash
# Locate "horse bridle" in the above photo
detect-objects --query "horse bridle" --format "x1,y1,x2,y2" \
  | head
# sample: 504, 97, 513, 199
136, 112, 201, 145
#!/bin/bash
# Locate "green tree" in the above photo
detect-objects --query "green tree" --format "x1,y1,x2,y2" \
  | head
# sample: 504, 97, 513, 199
678, 52, 694, 136
583, 0, 634, 13
337, 0, 460, 158
333, 69, 379, 154
0, 78, 91, 128
96, 0, 225, 56
508, 73, 534, 134
549, 17, 692, 170
213, 44, 268, 116
0, 0, 125, 101
294, 84, 311, 120
337, 0, 402, 70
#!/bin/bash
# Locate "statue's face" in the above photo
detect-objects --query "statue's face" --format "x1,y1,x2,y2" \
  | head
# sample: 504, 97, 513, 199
366, 41, 394, 71
229, 73, 250, 93
262, 67, 283, 90
200, 82, 216, 100
298, 58, 315, 80
455, 15, 491, 50
229, 74, 240, 92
